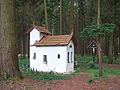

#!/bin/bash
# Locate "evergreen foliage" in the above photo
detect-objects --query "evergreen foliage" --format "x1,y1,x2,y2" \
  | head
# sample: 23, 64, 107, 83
80, 23, 116, 40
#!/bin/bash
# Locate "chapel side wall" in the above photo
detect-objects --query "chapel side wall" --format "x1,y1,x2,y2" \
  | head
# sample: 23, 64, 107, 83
30, 46, 40, 70
30, 28, 43, 70
30, 46, 67, 73
66, 40, 74, 73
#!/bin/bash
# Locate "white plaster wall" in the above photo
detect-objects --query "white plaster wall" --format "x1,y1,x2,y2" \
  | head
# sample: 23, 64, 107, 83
30, 28, 43, 45
30, 46, 68, 73
30, 46, 40, 71
66, 40, 74, 73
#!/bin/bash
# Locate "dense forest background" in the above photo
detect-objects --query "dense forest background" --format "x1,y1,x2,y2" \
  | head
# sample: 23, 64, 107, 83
17, 0, 120, 61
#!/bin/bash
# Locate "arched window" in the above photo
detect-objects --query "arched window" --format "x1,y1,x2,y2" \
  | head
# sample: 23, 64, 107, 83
70, 45, 72, 48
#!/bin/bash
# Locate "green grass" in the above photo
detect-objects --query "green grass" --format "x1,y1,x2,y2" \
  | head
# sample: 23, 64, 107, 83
72, 67, 120, 84
8, 77, 22, 82
102, 68, 120, 76
73, 55, 120, 77
75, 55, 120, 69
19, 56, 120, 81
19, 59, 69, 80
71, 68, 86, 75
74, 55, 120, 77
73, 67, 120, 78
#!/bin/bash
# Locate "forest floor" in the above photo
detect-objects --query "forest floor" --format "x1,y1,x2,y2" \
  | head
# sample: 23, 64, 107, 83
0, 64, 120, 90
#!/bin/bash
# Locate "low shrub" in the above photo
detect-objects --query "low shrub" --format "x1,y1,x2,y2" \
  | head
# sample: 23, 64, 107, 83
75, 55, 120, 69
103, 68, 120, 77
75, 55, 98, 69
113, 59, 120, 64
101, 56, 120, 64
71, 69, 83, 75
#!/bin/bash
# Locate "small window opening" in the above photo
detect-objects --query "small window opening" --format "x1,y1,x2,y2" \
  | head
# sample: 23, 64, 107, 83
71, 52, 73, 62
43, 55, 47, 64
33, 53, 36, 59
58, 54, 60, 59
35, 40, 39, 43
70, 45, 72, 48
67, 52, 70, 63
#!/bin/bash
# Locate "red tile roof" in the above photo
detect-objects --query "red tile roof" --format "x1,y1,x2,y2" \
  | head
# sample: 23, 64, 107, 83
26, 25, 52, 35
33, 35, 73, 46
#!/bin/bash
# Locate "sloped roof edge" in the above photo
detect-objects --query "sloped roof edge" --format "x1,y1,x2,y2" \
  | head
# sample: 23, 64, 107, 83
25, 25, 52, 35
33, 35, 76, 46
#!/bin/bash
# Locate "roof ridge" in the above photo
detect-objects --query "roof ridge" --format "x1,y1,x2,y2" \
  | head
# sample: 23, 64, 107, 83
45, 34, 72, 37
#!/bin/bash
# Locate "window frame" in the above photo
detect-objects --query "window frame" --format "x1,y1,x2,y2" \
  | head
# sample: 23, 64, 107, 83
33, 53, 36, 60
43, 55, 47, 64
67, 52, 70, 63
71, 52, 73, 62
58, 54, 60, 59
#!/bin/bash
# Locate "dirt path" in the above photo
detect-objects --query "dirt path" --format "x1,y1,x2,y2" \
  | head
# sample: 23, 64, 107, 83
0, 64, 120, 90
0, 75, 120, 90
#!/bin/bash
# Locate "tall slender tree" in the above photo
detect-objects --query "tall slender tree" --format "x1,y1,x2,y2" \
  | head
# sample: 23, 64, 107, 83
60, 0, 63, 34
97, 0, 103, 77
103, 0, 115, 64
44, 0, 48, 29
0, 0, 21, 78
71, 0, 74, 32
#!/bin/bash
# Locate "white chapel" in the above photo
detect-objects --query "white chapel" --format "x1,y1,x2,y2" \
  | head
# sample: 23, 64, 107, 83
26, 25, 75, 73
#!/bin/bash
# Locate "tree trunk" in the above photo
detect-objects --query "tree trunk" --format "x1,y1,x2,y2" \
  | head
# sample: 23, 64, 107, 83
0, 0, 21, 78
108, 34, 113, 64
103, 0, 115, 64
97, 38, 103, 76
76, 8, 80, 55
60, 0, 63, 34
78, 0, 86, 56
22, 35, 27, 59
97, 0, 103, 77
44, 0, 48, 29
71, 0, 74, 32
68, 9, 71, 34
